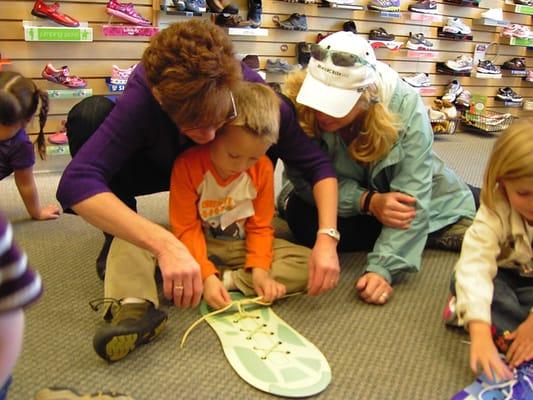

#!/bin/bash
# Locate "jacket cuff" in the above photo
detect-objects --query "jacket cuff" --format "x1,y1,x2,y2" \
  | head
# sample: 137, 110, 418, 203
365, 264, 392, 284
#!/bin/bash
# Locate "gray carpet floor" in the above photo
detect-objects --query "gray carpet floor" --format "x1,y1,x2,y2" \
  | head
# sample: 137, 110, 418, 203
0, 131, 499, 400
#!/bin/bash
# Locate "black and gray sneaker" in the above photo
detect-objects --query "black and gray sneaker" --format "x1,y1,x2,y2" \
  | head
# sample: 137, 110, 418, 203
297, 42, 311, 68
273, 13, 308, 31
406, 32, 433, 50
426, 217, 472, 252
501, 57, 526, 71
91, 299, 167, 362
247, 0, 261, 27
496, 87, 523, 103
369, 27, 395, 41
477, 59, 501, 74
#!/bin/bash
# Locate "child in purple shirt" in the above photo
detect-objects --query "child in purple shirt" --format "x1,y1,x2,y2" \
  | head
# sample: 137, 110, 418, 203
0, 71, 60, 220
0, 213, 43, 399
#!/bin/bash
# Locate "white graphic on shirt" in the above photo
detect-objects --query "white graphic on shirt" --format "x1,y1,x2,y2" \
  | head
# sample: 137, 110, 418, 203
197, 170, 257, 240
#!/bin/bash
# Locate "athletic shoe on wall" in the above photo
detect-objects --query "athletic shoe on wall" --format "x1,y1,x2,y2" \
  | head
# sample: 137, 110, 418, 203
496, 87, 523, 102
445, 55, 473, 72
443, 17, 471, 35
403, 72, 431, 87
477, 60, 501, 74
406, 32, 433, 50
367, 0, 400, 12
106, 0, 151, 26
502, 57, 526, 71
441, 80, 463, 102
481, 8, 504, 21
110, 64, 137, 85
502, 24, 530, 38
31, 0, 80, 27
408, 0, 437, 13
455, 89, 471, 107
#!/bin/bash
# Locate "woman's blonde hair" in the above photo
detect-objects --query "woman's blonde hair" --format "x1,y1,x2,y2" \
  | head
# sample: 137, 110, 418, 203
283, 70, 399, 164
228, 82, 280, 145
481, 118, 533, 209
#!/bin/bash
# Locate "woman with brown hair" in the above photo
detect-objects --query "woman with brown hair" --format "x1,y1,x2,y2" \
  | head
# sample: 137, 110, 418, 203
56, 20, 339, 358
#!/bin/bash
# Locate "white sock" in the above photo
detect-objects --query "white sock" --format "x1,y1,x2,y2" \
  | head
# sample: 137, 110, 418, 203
222, 270, 237, 291
120, 297, 147, 305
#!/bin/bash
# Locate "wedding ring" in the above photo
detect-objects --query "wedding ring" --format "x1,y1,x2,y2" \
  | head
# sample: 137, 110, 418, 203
174, 284, 184, 291
380, 292, 388, 300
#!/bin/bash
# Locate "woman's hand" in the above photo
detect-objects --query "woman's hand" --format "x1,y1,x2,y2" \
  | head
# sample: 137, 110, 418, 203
469, 321, 513, 382
506, 315, 533, 368
307, 234, 340, 296
252, 268, 286, 303
157, 237, 203, 309
369, 192, 416, 229
355, 272, 393, 305
203, 275, 231, 310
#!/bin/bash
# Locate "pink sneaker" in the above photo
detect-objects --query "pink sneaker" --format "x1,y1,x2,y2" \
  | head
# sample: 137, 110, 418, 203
106, 0, 151, 26
502, 24, 530, 38
41, 64, 87, 89
48, 121, 68, 145
110, 64, 136, 85
442, 295, 459, 326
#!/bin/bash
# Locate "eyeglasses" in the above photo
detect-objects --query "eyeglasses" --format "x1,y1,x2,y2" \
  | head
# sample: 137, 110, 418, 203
180, 91, 237, 133
310, 44, 373, 68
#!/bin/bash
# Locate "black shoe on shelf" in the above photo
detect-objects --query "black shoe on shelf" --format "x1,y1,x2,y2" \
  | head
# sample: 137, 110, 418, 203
91, 299, 168, 362
501, 57, 526, 71
369, 27, 395, 41
273, 13, 308, 31
297, 42, 311, 67
343, 20, 357, 33
247, 0, 262, 27
496, 87, 523, 103
477, 59, 500, 74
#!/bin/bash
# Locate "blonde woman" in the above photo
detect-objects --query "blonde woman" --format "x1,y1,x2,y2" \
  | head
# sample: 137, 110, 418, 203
280, 31, 477, 305
451, 119, 533, 383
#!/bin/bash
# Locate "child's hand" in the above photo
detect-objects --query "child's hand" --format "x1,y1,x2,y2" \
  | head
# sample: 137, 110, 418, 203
469, 321, 513, 381
252, 268, 286, 303
203, 275, 231, 310
506, 315, 533, 367
36, 204, 61, 220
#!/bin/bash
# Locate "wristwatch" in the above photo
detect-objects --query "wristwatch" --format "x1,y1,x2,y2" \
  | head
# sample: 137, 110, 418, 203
317, 228, 341, 242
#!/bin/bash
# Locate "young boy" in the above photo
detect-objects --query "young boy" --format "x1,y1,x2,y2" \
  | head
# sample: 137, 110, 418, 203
169, 81, 310, 309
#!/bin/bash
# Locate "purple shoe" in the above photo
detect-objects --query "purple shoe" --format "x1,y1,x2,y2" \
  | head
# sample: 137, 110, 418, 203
368, 0, 400, 11
106, 0, 151, 26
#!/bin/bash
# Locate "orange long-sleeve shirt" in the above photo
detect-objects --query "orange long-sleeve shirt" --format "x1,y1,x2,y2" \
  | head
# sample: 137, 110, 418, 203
169, 145, 275, 281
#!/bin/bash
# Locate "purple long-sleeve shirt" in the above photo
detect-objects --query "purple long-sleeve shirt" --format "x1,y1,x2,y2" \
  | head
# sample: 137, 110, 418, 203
56, 63, 335, 210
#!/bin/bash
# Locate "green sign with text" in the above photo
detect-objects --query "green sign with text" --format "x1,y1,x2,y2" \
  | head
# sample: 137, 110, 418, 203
24, 27, 92, 42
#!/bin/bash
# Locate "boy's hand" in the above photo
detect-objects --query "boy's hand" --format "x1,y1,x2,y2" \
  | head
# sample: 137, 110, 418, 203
469, 321, 513, 382
506, 315, 533, 367
203, 275, 231, 310
36, 204, 61, 220
252, 268, 286, 303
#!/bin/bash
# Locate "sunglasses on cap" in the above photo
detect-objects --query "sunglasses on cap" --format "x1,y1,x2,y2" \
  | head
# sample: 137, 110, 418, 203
180, 91, 237, 133
310, 44, 374, 68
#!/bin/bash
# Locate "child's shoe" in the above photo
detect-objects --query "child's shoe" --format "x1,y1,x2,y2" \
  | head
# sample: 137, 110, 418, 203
451, 360, 533, 400
426, 217, 472, 252
42, 64, 87, 89
110, 64, 136, 85
31, 0, 80, 27
442, 295, 459, 326
48, 121, 68, 145
106, 0, 151, 25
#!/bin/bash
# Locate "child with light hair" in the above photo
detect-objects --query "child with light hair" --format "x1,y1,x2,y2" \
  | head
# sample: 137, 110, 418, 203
170, 81, 310, 309
451, 118, 533, 384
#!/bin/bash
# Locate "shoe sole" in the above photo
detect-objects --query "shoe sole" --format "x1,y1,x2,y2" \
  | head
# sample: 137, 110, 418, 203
368, 5, 400, 11
99, 317, 167, 362
409, 7, 437, 13
406, 42, 432, 50
279, 25, 307, 31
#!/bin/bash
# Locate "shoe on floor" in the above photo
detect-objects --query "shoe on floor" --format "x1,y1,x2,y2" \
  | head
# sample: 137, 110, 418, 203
35, 387, 135, 400
91, 299, 167, 362
426, 217, 472, 252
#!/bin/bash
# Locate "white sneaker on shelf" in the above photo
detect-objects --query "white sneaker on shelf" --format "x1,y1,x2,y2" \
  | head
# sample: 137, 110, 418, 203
443, 17, 471, 35
403, 72, 431, 87
445, 55, 473, 72
481, 8, 504, 21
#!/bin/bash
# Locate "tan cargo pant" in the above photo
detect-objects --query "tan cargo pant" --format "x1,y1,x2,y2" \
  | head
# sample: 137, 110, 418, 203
104, 236, 310, 307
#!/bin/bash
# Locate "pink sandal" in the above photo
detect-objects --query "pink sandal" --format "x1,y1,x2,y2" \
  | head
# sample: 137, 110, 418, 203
42, 63, 87, 89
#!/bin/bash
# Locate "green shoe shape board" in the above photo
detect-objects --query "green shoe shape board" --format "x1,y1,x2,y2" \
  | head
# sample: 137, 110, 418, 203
187, 292, 331, 397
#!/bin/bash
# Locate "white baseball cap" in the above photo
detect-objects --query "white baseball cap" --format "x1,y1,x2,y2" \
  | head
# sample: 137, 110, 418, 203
296, 31, 377, 118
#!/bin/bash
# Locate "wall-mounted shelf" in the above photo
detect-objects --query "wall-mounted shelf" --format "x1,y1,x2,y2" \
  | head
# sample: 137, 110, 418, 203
473, 18, 509, 27
47, 89, 93, 99
102, 24, 159, 37
500, 36, 533, 46
228, 27, 268, 36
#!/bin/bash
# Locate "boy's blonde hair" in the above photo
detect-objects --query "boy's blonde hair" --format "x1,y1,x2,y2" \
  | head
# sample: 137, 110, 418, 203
228, 82, 280, 145
283, 70, 399, 164
481, 118, 533, 209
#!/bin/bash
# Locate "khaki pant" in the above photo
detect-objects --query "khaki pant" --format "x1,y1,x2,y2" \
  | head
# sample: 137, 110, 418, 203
104, 236, 310, 307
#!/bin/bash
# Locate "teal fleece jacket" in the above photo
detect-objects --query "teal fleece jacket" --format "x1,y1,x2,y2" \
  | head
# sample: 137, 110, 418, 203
286, 77, 476, 283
